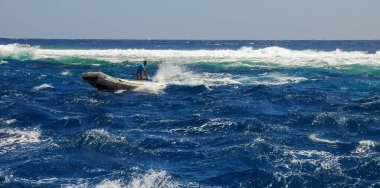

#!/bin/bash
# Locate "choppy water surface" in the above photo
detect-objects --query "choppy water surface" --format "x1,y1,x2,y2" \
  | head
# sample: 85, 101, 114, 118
1, 39, 380, 187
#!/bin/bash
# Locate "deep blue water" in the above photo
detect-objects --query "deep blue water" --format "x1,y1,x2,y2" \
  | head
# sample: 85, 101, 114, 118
1, 39, 380, 187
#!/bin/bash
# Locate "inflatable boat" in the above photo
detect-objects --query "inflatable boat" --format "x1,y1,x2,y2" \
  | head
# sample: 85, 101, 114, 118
82, 72, 163, 91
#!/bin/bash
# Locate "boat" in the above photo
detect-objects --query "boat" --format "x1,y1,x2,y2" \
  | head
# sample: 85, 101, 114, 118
82, 72, 163, 91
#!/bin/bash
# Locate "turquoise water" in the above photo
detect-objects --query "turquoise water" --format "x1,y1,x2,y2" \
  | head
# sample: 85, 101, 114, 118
1, 39, 380, 187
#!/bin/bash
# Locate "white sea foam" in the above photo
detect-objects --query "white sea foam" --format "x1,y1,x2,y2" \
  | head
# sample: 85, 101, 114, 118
152, 63, 308, 89
1, 118, 17, 125
36, 178, 59, 184
309, 134, 342, 144
133, 63, 238, 93
0, 128, 41, 148
60, 70, 71, 76
95, 179, 125, 188
33, 83, 54, 90
187, 118, 238, 133
286, 149, 332, 158
0, 60, 7, 64
133, 81, 167, 94
84, 129, 126, 143
60, 181, 89, 188
114, 89, 127, 94
238, 72, 308, 86
352, 140, 378, 155
153, 62, 239, 87
62, 170, 179, 188
284, 149, 342, 173
1, 43, 380, 68
127, 170, 179, 188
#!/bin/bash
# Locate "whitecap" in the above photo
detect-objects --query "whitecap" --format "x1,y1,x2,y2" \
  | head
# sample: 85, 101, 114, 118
33, 83, 54, 90
2, 43, 380, 69
114, 90, 127, 94
153, 62, 240, 88
60, 70, 71, 76
95, 179, 124, 188
234, 72, 309, 86
352, 140, 378, 155
38, 74, 47, 79
309, 134, 342, 144
194, 118, 237, 132
284, 149, 342, 173
133, 81, 166, 94
1, 118, 17, 125
0, 60, 7, 64
0, 128, 41, 148
36, 178, 59, 184
127, 170, 179, 188
253, 76, 308, 86
83, 129, 126, 143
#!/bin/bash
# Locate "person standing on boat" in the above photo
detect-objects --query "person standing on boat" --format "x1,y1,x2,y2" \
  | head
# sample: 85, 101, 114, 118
136, 60, 150, 80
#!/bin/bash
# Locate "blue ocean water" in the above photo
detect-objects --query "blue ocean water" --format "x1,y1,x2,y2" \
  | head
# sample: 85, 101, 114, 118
1, 39, 380, 187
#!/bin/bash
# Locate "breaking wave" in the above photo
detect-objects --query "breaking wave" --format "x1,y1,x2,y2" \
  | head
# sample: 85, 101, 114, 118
33, 83, 54, 90
308, 134, 343, 144
1, 43, 380, 69
0, 127, 42, 154
60, 170, 179, 188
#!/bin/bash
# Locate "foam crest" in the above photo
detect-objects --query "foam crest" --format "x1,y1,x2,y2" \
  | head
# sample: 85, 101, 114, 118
0, 43, 38, 60
238, 72, 308, 86
0, 128, 41, 148
284, 149, 342, 173
79, 129, 126, 146
195, 118, 237, 132
133, 81, 167, 94
1, 44, 380, 68
85, 129, 125, 141
1, 118, 17, 126
95, 179, 124, 188
308, 134, 342, 144
153, 62, 240, 88
152, 63, 308, 88
33, 83, 54, 90
352, 140, 378, 155
60, 70, 71, 76
127, 170, 179, 188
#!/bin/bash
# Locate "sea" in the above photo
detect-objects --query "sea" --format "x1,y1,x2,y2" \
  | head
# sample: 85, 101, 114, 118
0, 39, 380, 187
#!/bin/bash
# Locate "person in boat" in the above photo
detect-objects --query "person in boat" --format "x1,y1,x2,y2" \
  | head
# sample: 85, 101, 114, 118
137, 60, 150, 80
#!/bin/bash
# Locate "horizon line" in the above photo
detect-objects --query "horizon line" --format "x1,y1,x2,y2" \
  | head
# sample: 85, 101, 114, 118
1, 37, 380, 41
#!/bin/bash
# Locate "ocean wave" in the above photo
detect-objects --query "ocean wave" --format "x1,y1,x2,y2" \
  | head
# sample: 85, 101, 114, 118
33, 83, 54, 90
193, 118, 238, 132
60, 70, 71, 76
75, 129, 126, 146
126, 170, 179, 188
60, 170, 179, 188
95, 179, 124, 188
71, 129, 131, 154
352, 140, 378, 155
0, 127, 42, 154
283, 149, 343, 175
308, 134, 343, 144
238, 72, 309, 86
1, 43, 380, 69
153, 63, 239, 87
1, 118, 17, 126
151, 63, 308, 89
0, 128, 41, 147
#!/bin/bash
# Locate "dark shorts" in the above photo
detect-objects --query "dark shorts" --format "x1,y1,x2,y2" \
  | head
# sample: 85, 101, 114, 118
136, 72, 143, 80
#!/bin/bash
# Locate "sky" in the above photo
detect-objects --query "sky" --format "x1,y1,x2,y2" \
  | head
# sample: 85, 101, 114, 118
1, 0, 380, 40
